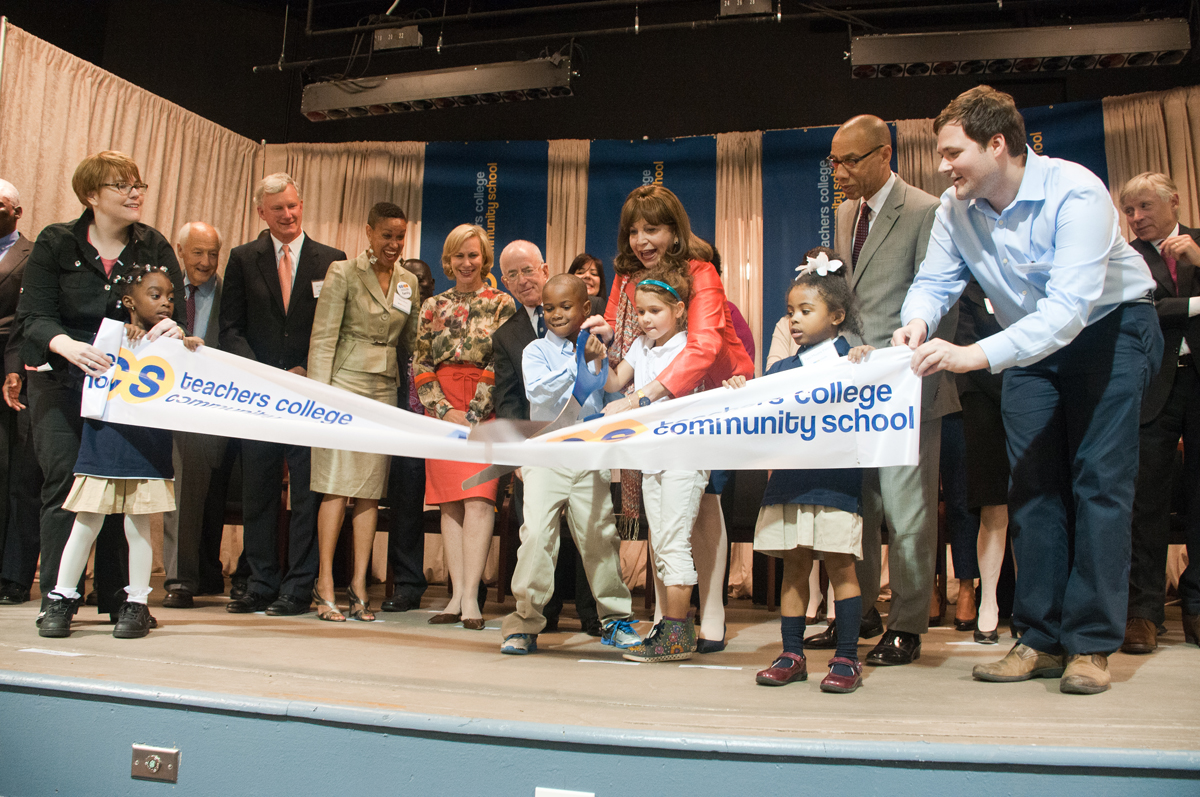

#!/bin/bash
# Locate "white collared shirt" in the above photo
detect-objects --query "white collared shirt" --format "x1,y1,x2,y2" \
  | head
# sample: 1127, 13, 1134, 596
858, 172, 897, 234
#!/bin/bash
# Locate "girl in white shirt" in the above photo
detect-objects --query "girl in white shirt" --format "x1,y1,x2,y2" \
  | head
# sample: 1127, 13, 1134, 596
604, 269, 708, 662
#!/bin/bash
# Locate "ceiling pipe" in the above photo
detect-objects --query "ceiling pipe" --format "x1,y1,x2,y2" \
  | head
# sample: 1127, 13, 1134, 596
304, 0, 688, 38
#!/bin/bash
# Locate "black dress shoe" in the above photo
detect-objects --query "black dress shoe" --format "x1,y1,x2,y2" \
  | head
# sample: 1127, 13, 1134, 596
0, 582, 31, 604
954, 617, 978, 632
229, 582, 248, 601
226, 592, 274, 613
865, 630, 921, 666
380, 595, 421, 612
974, 628, 999, 644
266, 594, 311, 616
804, 621, 838, 649
162, 590, 195, 609
580, 618, 603, 637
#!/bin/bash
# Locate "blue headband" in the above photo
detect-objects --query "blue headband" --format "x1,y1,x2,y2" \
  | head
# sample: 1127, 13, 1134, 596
639, 279, 681, 302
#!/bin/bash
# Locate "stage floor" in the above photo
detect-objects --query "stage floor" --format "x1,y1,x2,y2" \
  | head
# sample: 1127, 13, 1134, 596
2, 580, 1198, 752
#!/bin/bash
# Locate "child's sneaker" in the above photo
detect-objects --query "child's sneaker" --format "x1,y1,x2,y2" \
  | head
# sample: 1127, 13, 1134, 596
38, 594, 80, 638
501, 633, 537, 655
113, 601, 153, 639
601, 618, 641, 650
621, 617, 695, 662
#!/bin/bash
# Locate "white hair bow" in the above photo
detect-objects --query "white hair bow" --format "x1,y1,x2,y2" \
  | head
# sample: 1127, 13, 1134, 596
796, 252, 844, 277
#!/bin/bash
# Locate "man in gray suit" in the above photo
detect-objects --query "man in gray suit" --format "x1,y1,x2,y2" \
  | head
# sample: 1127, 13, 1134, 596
806, 115, 959, 665
161, 221, 230, 608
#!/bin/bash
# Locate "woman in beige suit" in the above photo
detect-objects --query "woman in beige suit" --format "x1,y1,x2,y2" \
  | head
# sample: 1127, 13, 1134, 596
308, 202, 420, 621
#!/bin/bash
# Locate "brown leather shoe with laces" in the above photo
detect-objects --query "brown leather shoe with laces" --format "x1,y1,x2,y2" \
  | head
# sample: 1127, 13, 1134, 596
1120, 617, 1157, 655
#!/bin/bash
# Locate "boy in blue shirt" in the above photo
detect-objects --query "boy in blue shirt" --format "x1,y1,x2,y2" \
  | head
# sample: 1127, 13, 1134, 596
500, 274, 640, 654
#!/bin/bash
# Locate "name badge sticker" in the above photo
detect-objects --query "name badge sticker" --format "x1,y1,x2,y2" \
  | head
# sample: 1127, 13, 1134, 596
311, 280, 324, 298
393, 294, 412, 314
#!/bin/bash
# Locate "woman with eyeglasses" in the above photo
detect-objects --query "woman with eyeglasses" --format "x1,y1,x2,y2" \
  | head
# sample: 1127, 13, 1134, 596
17, 151, 186, 629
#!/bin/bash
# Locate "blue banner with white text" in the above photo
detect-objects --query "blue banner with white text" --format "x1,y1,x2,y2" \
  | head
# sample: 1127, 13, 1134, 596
421, 140, 549, 295
1022, 99, 1108, 187
585, 137, 717, 274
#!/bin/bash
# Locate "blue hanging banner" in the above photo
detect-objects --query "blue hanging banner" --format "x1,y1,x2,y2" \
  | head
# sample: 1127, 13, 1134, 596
1021, 99, 1108, 187
584, 137, 717, 275
421, 140, 549, 295
760, 126, 842, 357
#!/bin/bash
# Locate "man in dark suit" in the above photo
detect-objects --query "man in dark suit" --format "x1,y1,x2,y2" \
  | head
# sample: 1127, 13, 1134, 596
381, 258, 436, 613
1120, 172, 1200, 653
220, 173, 346, 615
0, 178, 42, 605
805, 115, 958, 665
492, 239, 603, 634
161, 222, 231, 608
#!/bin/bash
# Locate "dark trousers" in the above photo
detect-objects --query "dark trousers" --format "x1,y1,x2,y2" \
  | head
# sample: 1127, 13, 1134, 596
1130, 364, 1200, 621
163, 432, 232, 595
941, 412, 979, 580
240, 439, 319, 601
0, 390, 44, 588
386, 454, 428, 601
28, 370, 127, 612
1003, 302, 1162, 656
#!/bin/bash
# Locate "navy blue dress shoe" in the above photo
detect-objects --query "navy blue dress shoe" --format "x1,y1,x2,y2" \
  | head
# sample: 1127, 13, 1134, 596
265, 594, 312, 616
226, 592, 274, 613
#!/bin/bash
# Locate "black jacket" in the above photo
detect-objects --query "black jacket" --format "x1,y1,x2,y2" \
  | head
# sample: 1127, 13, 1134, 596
1134, 225, 1200, 423
15, 210, 184, 379
0, 232, 34, 375
219, 231, 345, 371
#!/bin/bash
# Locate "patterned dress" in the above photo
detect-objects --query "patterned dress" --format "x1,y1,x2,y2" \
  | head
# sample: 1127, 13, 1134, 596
414, 284, 515, 503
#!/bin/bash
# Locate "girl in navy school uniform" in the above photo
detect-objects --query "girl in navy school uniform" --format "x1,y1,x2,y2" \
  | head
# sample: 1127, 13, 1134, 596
39, 264, 203, 640
725, 248, 874, 693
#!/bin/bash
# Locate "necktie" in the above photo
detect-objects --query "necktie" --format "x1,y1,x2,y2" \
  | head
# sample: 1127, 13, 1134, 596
852, 201, 871, 269
1164, 254, 1179, 292
535, 305, 546, 338
278, 244, 293, 312
186, 284, 196, 332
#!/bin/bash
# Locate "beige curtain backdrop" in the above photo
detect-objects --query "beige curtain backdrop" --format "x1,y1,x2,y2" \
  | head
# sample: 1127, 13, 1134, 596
895, 117, 951, 198
262, 141, 425, 261
1104, 85, 1200, 237
0, 22, 263, 267
715, 131, 764, 375
546, 139, 590, 272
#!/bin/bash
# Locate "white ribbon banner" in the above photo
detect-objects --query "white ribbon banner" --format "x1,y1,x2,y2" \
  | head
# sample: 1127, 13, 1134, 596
82, 319, 920, 471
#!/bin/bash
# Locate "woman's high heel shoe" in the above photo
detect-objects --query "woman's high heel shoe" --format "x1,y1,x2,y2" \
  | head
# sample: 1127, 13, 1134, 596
313, 588, 345, 622
973, 627, 999, 644
347, 586, 375, 622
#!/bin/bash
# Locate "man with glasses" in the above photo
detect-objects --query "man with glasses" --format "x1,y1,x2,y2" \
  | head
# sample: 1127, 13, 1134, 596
491, 240, 605, 633
803, 115, 959, 667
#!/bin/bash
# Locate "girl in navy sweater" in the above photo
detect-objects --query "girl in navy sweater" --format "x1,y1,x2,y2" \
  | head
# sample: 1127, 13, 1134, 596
725, 250, 873, 692
39, 265, 201, 639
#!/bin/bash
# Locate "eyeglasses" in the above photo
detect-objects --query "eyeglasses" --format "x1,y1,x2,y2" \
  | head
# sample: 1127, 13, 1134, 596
502, 265, 542, 282
826, 145, 884, 169
101, 182, 149, 195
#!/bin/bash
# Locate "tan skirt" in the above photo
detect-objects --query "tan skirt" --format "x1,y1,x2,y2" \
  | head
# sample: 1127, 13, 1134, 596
64, 476, 176, 515
753, 503, 863, 559
310, 369, 397, 499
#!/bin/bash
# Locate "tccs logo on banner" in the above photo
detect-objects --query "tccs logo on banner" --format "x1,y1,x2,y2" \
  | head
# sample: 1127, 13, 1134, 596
89, 348, 175, 404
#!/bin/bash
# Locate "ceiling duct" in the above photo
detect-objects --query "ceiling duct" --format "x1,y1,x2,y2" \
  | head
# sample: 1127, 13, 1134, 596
300, 54, 573, 121
850, 18, 1190, 78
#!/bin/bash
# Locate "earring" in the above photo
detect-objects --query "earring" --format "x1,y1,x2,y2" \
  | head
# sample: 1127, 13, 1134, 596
367, 248, 378, 266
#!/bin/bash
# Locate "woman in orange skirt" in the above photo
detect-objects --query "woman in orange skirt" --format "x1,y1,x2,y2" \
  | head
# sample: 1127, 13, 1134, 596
413, 224, 515, 628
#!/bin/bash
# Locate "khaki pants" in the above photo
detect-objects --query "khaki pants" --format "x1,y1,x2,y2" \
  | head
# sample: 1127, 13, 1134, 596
501, 467, 632, 636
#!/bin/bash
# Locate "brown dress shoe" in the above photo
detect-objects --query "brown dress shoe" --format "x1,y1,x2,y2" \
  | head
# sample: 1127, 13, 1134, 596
972, 643, 1065, 682
1120, 617, 1157, 654
1060, 653, 1111, 695
1183, 614, 1200, 647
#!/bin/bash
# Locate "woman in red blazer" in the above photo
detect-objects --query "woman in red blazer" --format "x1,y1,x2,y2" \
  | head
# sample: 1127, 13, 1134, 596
602, 185, 753, 652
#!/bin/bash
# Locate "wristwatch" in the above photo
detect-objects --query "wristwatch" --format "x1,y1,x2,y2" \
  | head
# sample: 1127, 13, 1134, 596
636, 390, 651, 407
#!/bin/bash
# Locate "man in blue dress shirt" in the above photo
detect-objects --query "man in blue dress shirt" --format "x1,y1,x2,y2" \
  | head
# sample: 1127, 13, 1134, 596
893, 86, 1162, 694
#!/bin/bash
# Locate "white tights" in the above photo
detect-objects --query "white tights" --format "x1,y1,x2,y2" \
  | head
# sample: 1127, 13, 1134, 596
51, 513, 154, 604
